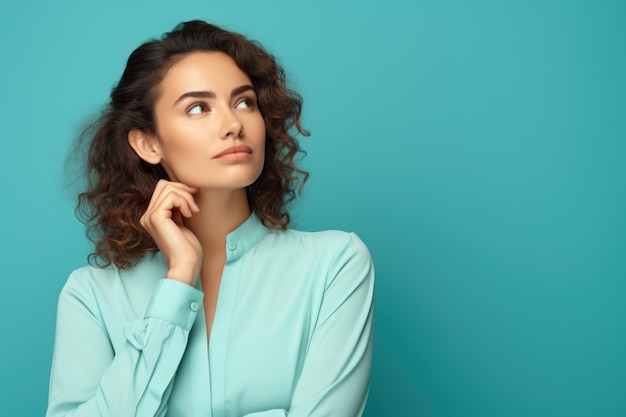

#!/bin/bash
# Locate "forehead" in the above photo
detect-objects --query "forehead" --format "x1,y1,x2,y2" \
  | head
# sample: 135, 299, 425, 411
157, 51, 252, 101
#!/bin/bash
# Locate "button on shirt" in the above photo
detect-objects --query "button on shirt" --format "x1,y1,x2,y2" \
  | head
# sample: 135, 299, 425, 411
46, 214, 375, 417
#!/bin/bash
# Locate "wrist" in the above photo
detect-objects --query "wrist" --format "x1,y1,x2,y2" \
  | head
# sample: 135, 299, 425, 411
165, 265, 199, 286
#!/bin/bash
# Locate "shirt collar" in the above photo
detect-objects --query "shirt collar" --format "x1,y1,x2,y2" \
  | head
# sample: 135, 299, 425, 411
225, 213, 270, 262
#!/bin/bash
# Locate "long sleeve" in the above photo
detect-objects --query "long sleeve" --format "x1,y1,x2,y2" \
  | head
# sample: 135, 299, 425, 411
46, 275, 203, 417
47, 217, 374, 417
241, 233, 375, 417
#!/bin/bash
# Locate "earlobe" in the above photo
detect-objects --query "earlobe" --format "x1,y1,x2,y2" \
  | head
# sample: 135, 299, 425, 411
128, 129, 162, 164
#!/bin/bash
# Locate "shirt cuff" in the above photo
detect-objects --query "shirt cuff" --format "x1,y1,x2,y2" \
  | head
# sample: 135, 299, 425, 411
144, 278, 204, 330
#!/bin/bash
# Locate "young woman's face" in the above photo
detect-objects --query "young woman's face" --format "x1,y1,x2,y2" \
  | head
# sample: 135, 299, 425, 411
150, 51, 266, 190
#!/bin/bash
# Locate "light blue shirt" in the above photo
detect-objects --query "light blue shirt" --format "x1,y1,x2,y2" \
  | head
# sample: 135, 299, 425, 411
46, 214, 374, 417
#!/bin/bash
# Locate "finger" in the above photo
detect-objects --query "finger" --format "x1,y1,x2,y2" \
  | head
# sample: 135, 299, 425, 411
167, 190, 198, 218
170, 181, 198, 194
147, 186, 196, 215
142, 193, 192, 232
150, 182, 199, 214
168, 183, 200, 212
171, 208, 184, 227
151, 190, 195, 219
153, 179, 198, 196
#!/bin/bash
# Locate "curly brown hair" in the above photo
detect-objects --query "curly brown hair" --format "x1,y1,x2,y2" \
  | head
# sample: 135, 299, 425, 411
72, 20, 309, 269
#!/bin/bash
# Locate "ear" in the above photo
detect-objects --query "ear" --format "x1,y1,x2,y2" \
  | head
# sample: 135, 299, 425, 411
128, 129, 162, 164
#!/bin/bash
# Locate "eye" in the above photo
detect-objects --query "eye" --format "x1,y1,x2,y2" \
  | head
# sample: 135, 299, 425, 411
187, 103, 208, 115
235, 97, 255, 109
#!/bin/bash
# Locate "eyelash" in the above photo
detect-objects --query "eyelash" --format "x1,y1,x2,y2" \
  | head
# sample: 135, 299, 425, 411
185, 97, 256, 115
187, 103, 208, 115
237, 98, 255, 109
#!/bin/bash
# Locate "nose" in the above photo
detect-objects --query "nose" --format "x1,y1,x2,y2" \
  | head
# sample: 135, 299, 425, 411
219, 107, 243, 140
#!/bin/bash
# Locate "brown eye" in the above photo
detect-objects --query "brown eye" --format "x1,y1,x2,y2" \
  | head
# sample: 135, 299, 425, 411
187, 103, 208, 115
236, 98, 254, 109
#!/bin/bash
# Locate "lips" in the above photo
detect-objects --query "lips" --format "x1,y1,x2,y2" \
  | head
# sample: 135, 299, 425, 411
213, 145, 253, 159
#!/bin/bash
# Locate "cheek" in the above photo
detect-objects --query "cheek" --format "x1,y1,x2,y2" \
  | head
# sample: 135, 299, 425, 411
249, 115, 266, 155
251, 110, 265, 131
158, 121, 206, 158
251, 143, 266, 183
253, 138, 265, 165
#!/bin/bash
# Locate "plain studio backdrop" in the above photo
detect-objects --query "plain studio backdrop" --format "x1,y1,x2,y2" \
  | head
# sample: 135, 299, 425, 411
0, 1, 624, 416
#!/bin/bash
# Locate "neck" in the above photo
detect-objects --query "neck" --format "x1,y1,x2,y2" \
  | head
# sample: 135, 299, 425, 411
184, 188, 251, 256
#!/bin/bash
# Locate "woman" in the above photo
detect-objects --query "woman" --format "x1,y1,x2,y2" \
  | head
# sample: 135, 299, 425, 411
47, 20, 374, 417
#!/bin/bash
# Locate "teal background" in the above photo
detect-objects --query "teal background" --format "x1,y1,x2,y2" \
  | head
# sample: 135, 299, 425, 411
1, 1, 624, 416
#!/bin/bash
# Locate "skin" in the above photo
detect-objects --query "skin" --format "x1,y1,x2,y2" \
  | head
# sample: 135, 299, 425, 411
128, 51, 266, 337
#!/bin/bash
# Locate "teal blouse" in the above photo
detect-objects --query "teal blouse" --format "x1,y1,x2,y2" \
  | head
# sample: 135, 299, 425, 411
46, 214, 375, 417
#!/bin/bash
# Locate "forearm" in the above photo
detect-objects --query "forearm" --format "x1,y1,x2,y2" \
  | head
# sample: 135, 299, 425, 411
47, 277, 203, 417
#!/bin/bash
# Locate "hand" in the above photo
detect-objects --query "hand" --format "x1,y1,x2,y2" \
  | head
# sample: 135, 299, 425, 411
140, 179, 202, 286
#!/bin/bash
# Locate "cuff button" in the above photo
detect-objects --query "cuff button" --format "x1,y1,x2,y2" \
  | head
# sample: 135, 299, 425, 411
190, 301, 199, 312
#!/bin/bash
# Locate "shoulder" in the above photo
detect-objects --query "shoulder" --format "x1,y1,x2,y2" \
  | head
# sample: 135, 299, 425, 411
274, 227, 370, 253
264, 228, 371, 261
61, 263, 117, 301
60, 253, 166, 309
262, 227, 374, 287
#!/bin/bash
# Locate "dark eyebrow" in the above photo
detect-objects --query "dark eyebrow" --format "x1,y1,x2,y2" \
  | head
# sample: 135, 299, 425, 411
231, 85, 255, 97
173, 91, 215, 107
173, 85, 255, 107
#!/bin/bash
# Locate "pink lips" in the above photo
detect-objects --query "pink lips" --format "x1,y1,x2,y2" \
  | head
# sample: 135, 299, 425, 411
213, 145, 253, 161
